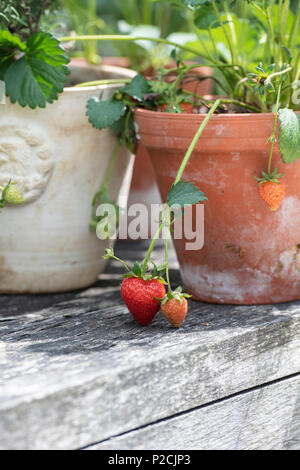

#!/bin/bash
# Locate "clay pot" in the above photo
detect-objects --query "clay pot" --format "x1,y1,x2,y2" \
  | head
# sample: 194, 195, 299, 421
0, 64, 135, 293
134, 108, 300, 305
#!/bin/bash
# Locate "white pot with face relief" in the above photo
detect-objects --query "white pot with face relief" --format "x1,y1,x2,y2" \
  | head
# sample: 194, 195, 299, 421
0, 64, 135, 293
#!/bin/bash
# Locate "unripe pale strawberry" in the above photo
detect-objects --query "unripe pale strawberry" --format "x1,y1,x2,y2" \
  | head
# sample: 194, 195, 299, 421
161, 297, 188, 328
258, 180, 286, 211
2, 182, 24, 205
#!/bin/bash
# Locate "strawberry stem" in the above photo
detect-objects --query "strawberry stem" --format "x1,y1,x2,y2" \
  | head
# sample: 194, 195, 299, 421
102, 141, 121, 191
267, 82, 282, 176
141, 221, 164, 275
165, 226, 171, 292
141, 103, 220, 276
174, 99, 221, 184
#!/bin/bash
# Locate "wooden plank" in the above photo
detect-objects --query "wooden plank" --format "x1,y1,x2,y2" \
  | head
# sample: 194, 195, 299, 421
88, 374, 300, 450
1, 241, 300, 449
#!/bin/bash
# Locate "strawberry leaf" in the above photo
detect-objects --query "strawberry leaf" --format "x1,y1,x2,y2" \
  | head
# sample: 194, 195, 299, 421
167, 180, 207, 208
121, 74, 150, 102
87, 98, 127, 129
4, 31, 69, 108
0, 29, 26, 79
195, 5, 229, 29
278, 108, 300, 163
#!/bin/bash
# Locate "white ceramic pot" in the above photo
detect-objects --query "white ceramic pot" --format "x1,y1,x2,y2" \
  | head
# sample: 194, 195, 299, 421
0, 64, 135, 293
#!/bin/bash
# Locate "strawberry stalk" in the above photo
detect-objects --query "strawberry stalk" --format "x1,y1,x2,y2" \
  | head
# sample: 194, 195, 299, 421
165, 222, 171, 292
174, 100, 221, 184
104, 100, 218, 324
91, 141, 121, 231
256, 82, 287, 211
267, 82, 282, 176
141, 99, 221, 273
110, 100, 219, 279
103, 248, 131, 272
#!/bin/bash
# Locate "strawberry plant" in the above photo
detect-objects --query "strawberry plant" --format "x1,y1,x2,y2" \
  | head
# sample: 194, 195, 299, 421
96, 86, 214, 327
0, 0, 70, 108
57, 0, 300, 316
61, 0, 300, 214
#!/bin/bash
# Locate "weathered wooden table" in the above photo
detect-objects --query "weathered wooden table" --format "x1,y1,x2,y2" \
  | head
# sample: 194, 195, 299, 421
1, 240, 300, 450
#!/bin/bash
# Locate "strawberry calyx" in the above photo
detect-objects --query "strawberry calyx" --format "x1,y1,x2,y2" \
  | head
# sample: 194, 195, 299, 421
255, 168, 284, 185
156, 285, 191, 305
122, 261, 166, 282
103, 248, 166, 282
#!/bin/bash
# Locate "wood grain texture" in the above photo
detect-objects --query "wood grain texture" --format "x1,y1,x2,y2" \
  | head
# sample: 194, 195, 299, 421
88, 374, 300, 450
0, 241, 300, 450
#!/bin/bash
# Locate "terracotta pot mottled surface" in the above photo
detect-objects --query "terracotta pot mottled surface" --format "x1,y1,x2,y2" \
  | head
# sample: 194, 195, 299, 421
135, 108, 300, 305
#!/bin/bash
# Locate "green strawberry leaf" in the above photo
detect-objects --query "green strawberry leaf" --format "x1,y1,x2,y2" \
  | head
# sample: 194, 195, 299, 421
4, 31, 70, 108
167, 180, 207, 208
278, 108, 300, 163
194, 5, 229, 30
87, 98, 127, 129
121, 74, 151, 102
0, 29, 26, 79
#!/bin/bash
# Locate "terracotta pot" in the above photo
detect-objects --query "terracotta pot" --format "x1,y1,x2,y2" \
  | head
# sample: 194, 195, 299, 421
134, 108, 300, 305
0, 64, 135, 293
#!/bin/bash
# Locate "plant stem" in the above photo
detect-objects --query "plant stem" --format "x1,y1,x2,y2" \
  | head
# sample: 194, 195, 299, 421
265, 67, 293, 84
211, 0, 234, 63
218, 98, 260, 113
174, 99, 221, 184
141, 222, 164, 274
160, 3, 171, 39
289, 3, 300, 50
267, 83, 282, 175
182, 90, 261, 113
102, 141, 120, 191
92, 141, 120, 211
74, 79, 131, 87
223, 0, 238, 64
60, 34, 209, 60
141, 101, 221, 274
110, 254, 131, 272
165, 220, 171, 292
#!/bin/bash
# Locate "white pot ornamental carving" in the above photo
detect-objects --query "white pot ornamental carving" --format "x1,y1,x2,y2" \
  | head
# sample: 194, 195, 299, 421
0, 64, 135, 293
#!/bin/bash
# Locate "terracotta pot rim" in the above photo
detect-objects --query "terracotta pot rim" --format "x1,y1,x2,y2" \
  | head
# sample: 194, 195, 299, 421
135, 107, 299, 120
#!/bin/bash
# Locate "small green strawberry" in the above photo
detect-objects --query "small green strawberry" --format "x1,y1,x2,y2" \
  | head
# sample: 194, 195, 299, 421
1, 181, 24, 206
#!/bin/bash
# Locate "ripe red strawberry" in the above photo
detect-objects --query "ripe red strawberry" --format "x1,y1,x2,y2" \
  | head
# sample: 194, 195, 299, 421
258, 180, 286, 211
161, 298, 188, 328
121, 277, 166, 326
